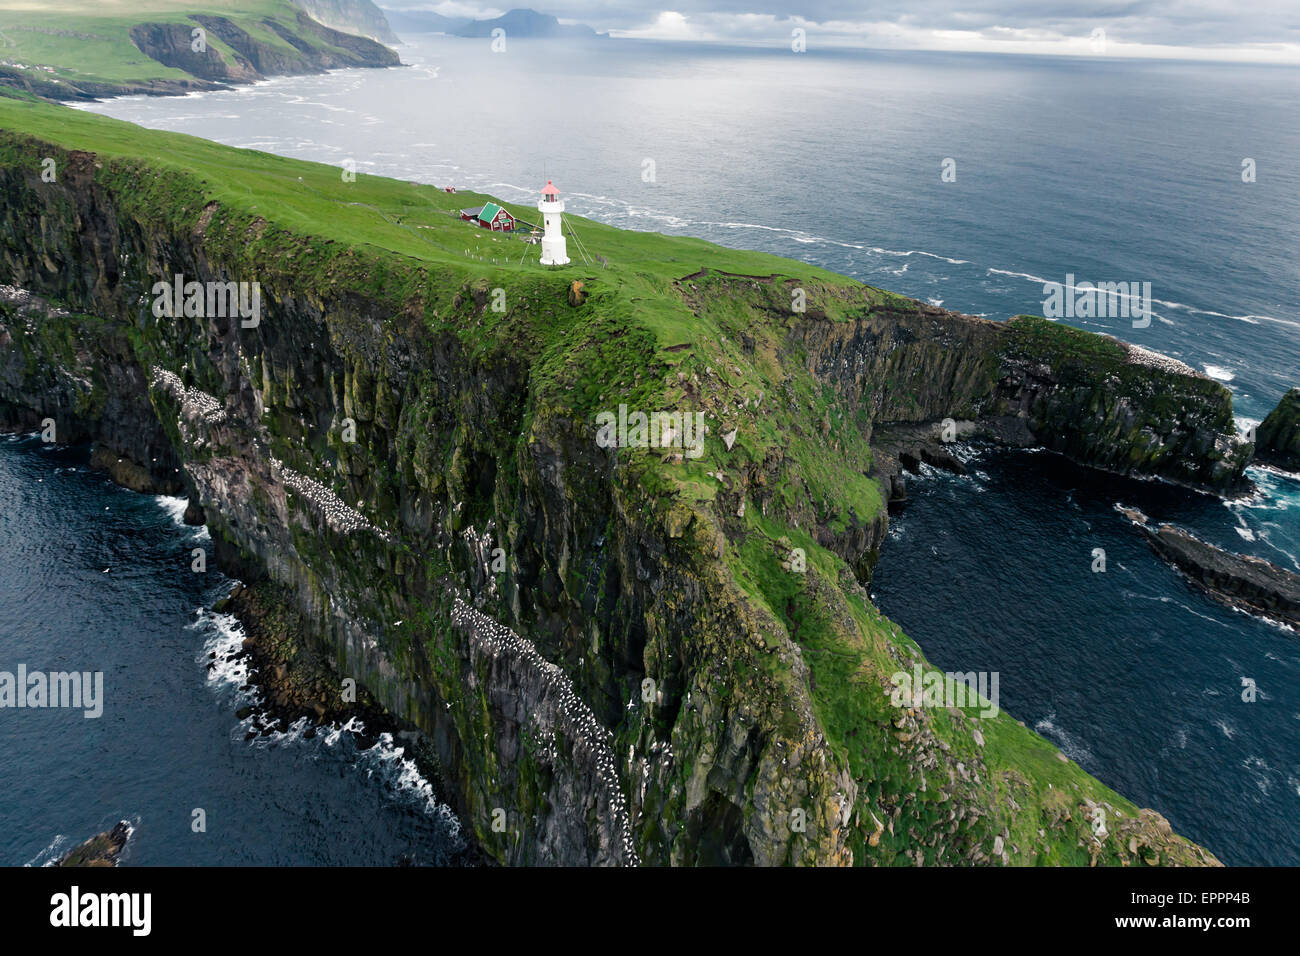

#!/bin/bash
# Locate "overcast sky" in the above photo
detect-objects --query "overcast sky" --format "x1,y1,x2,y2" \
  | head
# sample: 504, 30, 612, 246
382, 1, 1300, 63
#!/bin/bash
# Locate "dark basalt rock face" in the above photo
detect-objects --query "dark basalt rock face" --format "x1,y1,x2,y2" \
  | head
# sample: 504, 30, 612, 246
188, 12, 399, 78
0, 288, 185, 494
1255, 388, 1300, 473
788, 303, 1251, 495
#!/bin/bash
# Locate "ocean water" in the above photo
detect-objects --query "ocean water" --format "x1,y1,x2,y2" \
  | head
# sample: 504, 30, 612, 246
63, 35, 1300, 865
0, 437, 462, 866
874, 447, 1300, 867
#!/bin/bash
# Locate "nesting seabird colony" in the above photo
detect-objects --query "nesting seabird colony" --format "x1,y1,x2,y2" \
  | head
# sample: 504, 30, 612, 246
0, 283, 69, 320
149, 367, 390, 541
461, 523, 501, 600
150, 365, 227, 426
450, 594, 641, 866
269, 454, 392, 542
1123, 342, 1197, 377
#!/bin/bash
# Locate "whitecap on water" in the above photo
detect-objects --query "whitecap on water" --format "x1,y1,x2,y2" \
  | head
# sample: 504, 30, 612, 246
1243, 755, 1274, 794
25, 833, 71, 867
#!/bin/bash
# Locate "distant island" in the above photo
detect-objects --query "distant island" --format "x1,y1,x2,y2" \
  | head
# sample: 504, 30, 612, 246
382, 6, 607, 40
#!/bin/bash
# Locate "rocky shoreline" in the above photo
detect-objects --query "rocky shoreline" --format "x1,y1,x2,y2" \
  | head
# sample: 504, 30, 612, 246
870, 422, 973, 507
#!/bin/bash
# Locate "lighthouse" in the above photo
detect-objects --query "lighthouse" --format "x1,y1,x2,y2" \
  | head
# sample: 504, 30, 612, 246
537, 180, 570, 266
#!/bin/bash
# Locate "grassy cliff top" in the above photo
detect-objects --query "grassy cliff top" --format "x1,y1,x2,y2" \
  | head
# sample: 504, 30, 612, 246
0, 91, 899, 347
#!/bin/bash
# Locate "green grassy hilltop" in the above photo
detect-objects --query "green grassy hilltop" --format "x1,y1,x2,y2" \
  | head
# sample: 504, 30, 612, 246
0, 91, 1231, 865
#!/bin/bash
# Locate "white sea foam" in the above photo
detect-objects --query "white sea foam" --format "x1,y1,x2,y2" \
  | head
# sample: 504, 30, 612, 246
195, 608, 252, 697
873, 247, 969, 264
195, 602, 462, 839
25, 834, 71, 867
1033, 713, 1094, 765
153, 495, 188, 525
244, 712, 463, 838
1243, 755, 1273, 794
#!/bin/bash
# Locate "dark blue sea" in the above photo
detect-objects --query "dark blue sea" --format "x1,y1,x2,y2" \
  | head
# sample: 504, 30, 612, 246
54, 35, 1300, 865
0, 438, 462, 865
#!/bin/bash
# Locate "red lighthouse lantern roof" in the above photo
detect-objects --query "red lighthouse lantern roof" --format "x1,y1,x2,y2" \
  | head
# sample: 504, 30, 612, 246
542, 181, 559, 196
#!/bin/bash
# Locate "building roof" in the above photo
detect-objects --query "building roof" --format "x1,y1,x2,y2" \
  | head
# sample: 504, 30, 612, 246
541, 181, 559, 196
462, 203, 514, 223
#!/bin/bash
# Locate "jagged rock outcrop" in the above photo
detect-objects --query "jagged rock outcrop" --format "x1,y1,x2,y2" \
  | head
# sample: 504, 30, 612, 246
0, 287, 184, 493
127, 22, 258, 83
1123, 510, 1300, 629
57, 821, 131, 867
784, 297, 1250, 495
1256, 388, 1300, 472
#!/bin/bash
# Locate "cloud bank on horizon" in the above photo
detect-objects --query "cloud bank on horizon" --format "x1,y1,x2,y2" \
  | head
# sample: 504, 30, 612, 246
382, 1, 1300, 63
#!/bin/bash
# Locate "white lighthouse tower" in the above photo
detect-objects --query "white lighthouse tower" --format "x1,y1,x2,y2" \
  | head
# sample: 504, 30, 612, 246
538, 180, 570, 266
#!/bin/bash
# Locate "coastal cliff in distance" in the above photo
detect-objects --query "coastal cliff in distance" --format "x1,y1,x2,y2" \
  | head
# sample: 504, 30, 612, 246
0, 93, 1239, 866
290, 0, 400, 45
0, 1, 399, 102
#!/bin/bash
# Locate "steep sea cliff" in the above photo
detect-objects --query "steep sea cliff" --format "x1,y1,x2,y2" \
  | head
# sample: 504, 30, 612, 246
0, 96, 1245, 865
